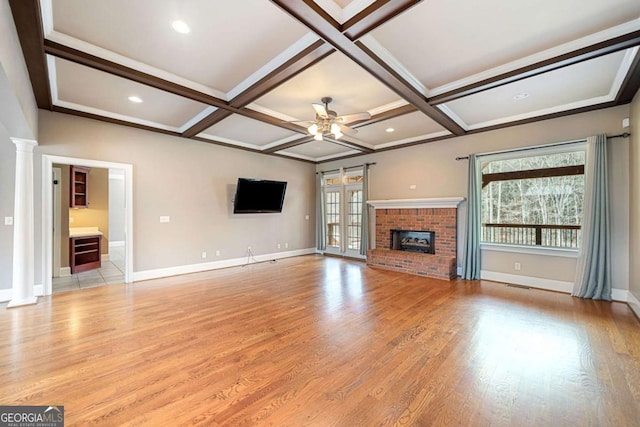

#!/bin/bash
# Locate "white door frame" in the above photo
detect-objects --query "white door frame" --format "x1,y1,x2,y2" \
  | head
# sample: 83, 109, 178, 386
41, 155, 134, 295
52, 167, 61, 277
322, 168, 365, 260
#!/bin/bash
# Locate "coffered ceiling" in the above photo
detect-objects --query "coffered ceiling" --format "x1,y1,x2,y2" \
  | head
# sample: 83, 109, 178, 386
9, 0, 640, 163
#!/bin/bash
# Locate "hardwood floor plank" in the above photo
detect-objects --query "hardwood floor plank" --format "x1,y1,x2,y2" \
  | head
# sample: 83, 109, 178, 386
1, 255, 639, 426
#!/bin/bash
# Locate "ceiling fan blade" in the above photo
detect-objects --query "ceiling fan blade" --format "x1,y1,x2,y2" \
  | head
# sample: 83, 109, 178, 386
312, 103, 329, 118
338, 124, 358, 136
335, 112, 371, 123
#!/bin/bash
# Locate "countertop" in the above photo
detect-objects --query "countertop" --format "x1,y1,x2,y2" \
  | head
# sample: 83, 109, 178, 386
69, 227, 103, 237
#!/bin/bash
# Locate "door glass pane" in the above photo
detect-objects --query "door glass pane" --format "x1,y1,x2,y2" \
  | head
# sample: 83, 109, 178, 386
325, 190, 340, 247
347, 189, 362, 250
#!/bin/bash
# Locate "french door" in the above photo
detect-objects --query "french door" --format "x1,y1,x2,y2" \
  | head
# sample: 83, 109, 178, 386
323, 169, 364, 258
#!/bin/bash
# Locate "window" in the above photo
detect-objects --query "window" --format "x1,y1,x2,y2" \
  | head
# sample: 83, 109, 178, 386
323, 169, 364, 257
480, 147, 585, 250
325, 189, 341, 247
347, 189, 362, 250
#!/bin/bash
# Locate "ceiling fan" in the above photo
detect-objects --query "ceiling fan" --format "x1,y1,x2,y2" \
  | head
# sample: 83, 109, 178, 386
298, 97, 371, 141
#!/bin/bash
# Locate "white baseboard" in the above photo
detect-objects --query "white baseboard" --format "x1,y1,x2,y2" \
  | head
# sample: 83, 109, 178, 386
101, 254, 110, 262
628, 292, 640, 320
612, 289, 629, 302
133, 248, 317, 282
58, 267, 71, 277
480, 270, 628, 302
109, 241, 125, 248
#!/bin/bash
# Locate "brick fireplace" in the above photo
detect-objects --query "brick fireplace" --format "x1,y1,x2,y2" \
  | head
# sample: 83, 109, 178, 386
366, 198, 464, 280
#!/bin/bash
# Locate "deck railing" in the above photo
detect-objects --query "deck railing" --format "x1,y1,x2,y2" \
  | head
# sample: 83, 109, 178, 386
482, 223, 581, 249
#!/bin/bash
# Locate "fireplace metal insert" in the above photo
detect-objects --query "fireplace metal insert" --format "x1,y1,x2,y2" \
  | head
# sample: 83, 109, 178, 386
391, 229, 435, 254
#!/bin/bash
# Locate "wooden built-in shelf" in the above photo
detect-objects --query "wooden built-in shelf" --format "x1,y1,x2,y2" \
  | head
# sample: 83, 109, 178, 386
70, 165, 90, 208
70, 235, 101, 273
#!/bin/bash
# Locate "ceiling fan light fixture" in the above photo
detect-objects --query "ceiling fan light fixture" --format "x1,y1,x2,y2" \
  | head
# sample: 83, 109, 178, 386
314, 132, 323, 141
308, 123, 319, 135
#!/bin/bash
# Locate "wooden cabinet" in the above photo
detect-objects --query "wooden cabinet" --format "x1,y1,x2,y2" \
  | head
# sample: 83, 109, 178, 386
70, 166, 90, 208
70, 235, 102, 273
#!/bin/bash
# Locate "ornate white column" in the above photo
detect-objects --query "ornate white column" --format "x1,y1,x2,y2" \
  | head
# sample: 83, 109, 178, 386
8, 138, 38, 308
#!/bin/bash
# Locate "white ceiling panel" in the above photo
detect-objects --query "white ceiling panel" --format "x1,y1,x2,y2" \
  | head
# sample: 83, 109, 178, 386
371, 0, 640, 89
353, 111, 449, 147
53, 57, 208, 129
442, 50, 631, 128
50, 0, 309, 94
254, 52, 401, 121
199, 115, 300, 148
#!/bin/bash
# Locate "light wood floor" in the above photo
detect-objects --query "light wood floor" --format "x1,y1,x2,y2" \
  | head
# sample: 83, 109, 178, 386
1, 255, 639, 426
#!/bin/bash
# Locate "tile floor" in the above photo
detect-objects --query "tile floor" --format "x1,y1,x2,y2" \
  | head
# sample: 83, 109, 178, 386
52, 245, 125, 294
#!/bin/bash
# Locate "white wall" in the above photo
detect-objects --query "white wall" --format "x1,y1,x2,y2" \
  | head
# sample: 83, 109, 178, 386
319, 105, 631, 294
629, 90, 640, 316
109, 172, 126, 243
0, 0, 38, 139
36, 111, 316, 282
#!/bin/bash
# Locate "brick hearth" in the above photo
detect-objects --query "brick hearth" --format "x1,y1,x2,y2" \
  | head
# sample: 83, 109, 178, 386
366, 198, 464, 280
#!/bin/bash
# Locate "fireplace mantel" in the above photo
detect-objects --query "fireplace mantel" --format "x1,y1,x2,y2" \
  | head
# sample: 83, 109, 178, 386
367, 197, 465, 209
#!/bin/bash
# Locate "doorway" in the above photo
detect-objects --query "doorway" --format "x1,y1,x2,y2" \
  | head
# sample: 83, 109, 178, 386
322, 167, 365, 259
41, 155, 133, 296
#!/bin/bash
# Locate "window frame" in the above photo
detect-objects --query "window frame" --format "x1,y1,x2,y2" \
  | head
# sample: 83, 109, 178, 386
477, 140, 587, 256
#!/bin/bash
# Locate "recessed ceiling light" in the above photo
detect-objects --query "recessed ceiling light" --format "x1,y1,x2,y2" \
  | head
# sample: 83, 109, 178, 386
128, 96, 143, 103
385, 127, 395, 133
171, 20, 190, 34
513, 92, 530, 100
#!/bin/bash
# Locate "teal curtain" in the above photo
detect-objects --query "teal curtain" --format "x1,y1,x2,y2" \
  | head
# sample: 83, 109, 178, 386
573, 135, 611, 300
462, 154, 481, 280
359, 165, 369, 256
316, 172, 326, 251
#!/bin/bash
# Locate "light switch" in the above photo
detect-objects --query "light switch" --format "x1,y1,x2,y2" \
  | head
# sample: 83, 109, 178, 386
160, 216, 170, 223
4, 217, 13, 225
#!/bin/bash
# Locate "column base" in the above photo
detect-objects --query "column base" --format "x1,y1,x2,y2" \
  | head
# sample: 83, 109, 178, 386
7, 296, 38, 308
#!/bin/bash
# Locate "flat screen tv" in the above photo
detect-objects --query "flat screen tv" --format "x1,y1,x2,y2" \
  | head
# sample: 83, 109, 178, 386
233, 178, 287, 214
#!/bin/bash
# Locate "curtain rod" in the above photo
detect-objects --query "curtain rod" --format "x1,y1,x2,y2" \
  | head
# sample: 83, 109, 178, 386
455, 133, 631, 160
317, 162, 376, 174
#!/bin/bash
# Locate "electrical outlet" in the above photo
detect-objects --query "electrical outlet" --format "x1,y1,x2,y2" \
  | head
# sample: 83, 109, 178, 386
305, 215, 309, 220
277, 244, 281, 249
69, 217, 74, 223
409, 184, 417, 190
285, 243, 288, 249
160, 216, 170, 223
201, 251, 207, 259
215, 250, 220, 257
4, 217, 13, 225
514, 262, 521, 271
